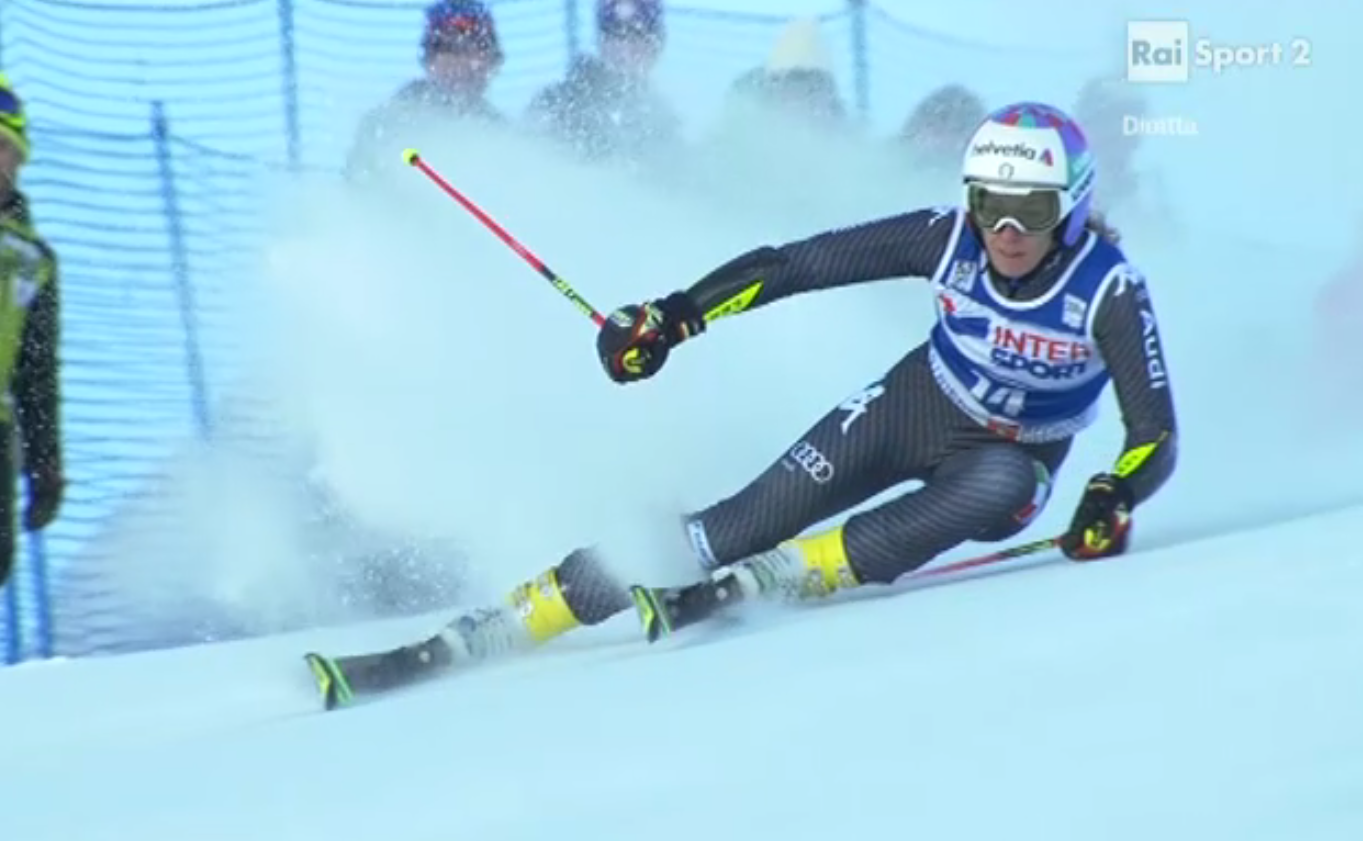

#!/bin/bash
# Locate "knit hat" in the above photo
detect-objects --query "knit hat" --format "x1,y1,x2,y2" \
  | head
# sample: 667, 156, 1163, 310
0, 75, 29, 163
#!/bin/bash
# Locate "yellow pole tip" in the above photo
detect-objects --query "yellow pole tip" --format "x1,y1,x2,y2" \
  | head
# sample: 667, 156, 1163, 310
402, 148, 420, 165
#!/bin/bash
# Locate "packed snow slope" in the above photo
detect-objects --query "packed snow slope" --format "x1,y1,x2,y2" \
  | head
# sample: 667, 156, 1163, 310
4, 508, 1363, 841
7, 2, 1363, 838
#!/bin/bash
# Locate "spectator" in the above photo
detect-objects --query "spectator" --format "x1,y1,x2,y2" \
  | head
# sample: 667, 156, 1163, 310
0, 75, 66, 589
1072, 75, 1145, 213
890, 83, 986, 205
1313, 218, 1363, 370
899, 83, 986, 175
725, 17, 848, 131
689, 16, 867, 226
525, 0, 682, 166
1070, 74, 1182, 239
346, 0, 506, 181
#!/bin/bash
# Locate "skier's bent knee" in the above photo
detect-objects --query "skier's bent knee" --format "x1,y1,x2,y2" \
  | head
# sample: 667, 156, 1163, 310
841, 448, 1056, 584
974, 455, 1055, 543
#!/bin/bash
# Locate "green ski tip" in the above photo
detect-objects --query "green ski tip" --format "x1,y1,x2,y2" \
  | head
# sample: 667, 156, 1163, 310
304, 652, 355, 711
629, 585, 672, 644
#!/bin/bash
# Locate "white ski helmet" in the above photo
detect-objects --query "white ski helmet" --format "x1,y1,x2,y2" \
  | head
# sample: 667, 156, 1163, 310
961, 101, 1095, 247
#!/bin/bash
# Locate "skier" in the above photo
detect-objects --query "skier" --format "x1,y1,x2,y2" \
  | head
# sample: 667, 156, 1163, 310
524, 0, 681, 166
724, 17, 848, 130
345, 0, 505, 182
306, 102, 1179, 708
0, 76, 66, 589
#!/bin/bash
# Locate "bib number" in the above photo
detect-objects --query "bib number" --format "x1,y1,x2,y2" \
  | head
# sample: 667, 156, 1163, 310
969, 374, 1026, 417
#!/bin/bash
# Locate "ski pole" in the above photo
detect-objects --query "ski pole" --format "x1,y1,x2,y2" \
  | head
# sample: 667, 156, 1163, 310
910, 536, 1062, 582
401, 148, 606, 326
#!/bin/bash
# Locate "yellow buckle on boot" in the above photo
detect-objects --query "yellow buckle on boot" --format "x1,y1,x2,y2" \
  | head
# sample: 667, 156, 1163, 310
786, 526, 860, 599
508, 569, 581, 642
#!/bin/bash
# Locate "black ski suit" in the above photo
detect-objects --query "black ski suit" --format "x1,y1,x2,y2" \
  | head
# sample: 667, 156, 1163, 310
556, 206, 1178, 625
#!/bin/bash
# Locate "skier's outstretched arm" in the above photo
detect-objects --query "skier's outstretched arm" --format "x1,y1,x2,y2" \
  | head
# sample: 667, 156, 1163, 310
688, 207, 958, 322
596, 208, 958, 382
1060, 266, 1178, 559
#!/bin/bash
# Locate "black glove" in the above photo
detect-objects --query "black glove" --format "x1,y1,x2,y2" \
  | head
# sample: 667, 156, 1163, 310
23, 466, 64, 531
1060, 473, 1133, 561
596, 291, 705, 384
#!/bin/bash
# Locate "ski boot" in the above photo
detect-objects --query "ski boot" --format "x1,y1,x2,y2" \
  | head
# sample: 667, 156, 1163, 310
630, 527, 861, 642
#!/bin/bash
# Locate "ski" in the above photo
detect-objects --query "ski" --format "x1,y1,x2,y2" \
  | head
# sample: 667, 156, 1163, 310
304, 634, 455, 711
303, 535, 1069, 708
303, 652, 353, 711
630, 536, 1067, 643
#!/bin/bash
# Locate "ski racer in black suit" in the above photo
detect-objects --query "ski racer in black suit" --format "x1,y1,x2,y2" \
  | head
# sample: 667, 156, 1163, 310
306, 101, 1178, 706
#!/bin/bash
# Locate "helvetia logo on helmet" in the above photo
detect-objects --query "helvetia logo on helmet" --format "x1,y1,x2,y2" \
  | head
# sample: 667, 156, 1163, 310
971, 141, 1049, 162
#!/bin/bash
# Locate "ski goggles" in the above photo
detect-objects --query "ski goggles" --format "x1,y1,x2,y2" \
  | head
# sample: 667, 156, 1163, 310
966, 182, 1063, 234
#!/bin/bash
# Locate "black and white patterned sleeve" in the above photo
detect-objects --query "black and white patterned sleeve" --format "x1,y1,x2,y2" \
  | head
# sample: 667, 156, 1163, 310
685, 207, 958, 321
1091, 265, 1179, 506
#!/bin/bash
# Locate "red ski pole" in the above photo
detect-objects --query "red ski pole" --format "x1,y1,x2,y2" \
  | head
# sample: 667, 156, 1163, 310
402, 148, 606, 326
910, 536, 1062, 582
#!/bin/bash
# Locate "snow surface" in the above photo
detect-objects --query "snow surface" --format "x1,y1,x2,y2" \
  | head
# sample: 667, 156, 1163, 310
7, 2, 1363, 837
4, 508, 1363, 841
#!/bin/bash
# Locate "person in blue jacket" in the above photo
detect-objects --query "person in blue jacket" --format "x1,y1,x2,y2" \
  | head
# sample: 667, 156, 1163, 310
525, 0, 681, 165
346, 0, 505, 181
